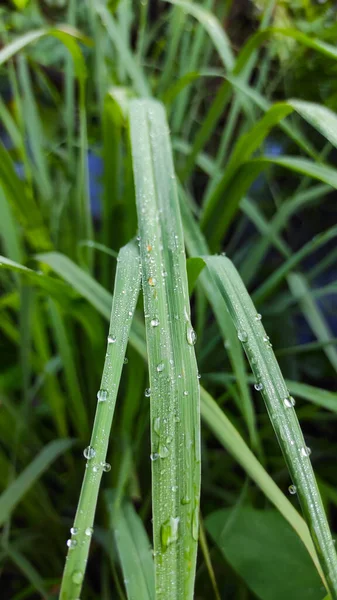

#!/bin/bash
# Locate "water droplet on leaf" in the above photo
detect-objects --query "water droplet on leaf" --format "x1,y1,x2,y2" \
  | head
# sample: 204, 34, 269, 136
186, 324, 197, 346
97, 389, 108, 402
300, 446, 311, 457
254, 382, 264, 391
153, 416, 161, 435
157, 362, 165, 372
284, 396, 296, 408
145, 388, 151, 397
108, 335, 116, 344
67, 539, 77, 549
161, 516, 180, 550
83, 446, 96, 460
238, 330, 248, 343
151, 318, 159, 327
289, 485, 297, 495
85, 527, 93, 536
72, 570, 83, 585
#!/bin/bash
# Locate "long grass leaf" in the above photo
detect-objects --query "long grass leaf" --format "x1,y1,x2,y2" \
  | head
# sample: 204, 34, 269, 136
204, 255, 337, 597
59, 241, 141, 600
129, 99, 201, 600
199, 386, 324, 582
107, 494, 155, 600
96, 3, 150, 97
0, 439, 73, 527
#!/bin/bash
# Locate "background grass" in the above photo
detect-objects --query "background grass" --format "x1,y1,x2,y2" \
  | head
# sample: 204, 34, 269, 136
1, 1, 337, 599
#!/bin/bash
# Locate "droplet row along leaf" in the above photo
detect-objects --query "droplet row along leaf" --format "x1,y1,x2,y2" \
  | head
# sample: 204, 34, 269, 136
205, 254, 337, 599
59, 241, 141, 600
130, 99, 201, 600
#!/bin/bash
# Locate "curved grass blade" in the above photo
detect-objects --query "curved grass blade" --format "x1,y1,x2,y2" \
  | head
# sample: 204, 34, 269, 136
0, 439, 73, 527
287, 273, 337, 375
252, 225, 337, 304
201, 99, 337, 244
129, 99, 201, 600
179, 187, 258, 450
106, 493, 155, 600
199, 386, 325, 583
59, 241, 141, 600
204, 255, 337, 598
35, 251, 147, 360
96, 3, 150, 97
165, 0, 234, 71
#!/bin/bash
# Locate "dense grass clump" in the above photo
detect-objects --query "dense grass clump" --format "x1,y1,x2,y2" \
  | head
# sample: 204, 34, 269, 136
1, 1, 337, 599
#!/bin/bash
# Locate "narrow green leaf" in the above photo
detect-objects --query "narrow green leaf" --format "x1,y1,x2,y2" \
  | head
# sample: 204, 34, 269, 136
179, 188, 258, 449
253, 225, 337, 304
129, 99, 201, 600
0, 439, 73, 527
59, 241, 141, 600
36, 252, 112, 319
204, 255, 337, 597
186, 257, 205, 295
107, 494, 155, 600
288, 273, 337, 375
165, 0, 234, 70
96, 3, 150, 97
200, 386, 323, 582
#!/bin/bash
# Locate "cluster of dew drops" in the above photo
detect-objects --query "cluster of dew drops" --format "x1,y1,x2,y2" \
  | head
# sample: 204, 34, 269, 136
236, 312, 312, 497
66, 331, 128, 560
143, 318, 199, 463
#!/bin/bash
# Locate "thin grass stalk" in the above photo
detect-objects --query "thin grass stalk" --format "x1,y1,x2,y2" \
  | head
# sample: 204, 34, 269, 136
205, 255, 337, 599
129, 99, 201, 600
59, 241, 141, 600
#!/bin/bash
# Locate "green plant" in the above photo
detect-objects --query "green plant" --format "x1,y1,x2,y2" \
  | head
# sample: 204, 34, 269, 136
1, 1, 337, 599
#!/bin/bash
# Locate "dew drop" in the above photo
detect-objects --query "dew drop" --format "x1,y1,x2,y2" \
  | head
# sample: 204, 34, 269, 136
300, 446, 312, 458
124, 357, 128, 364
92, 466, 99, 473
171, 485, 178, 492
238, 330, 248, 343
150, 452, 159, 462
156, 362, 165, 373
102, 462, 111, 472
161, 516, 180, 550
97, 389, 108, 402
192, 508, 199, 541
148, 277, 156, 286
145, 388, 151, 397
255, 313, 262, 321
108, 335, 116, 344
289, 485, 297, 495
151, 318, 160, 327
263, 335, 270, 342
70, 527, 78, 535
83, 446, 96, 460
159, 445, 169, 458
284, 396, 296, 408
186, 324, 197, 346
67, 539, 77, 549
72, 570, 83, 585
153, 417, 161, 435
183, 391, 189, 397
254, 382, 264, 392
85, 527, 93, 537
181, 495, 190, 505
197, 372, 201, 379
128, 311, 132, 317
